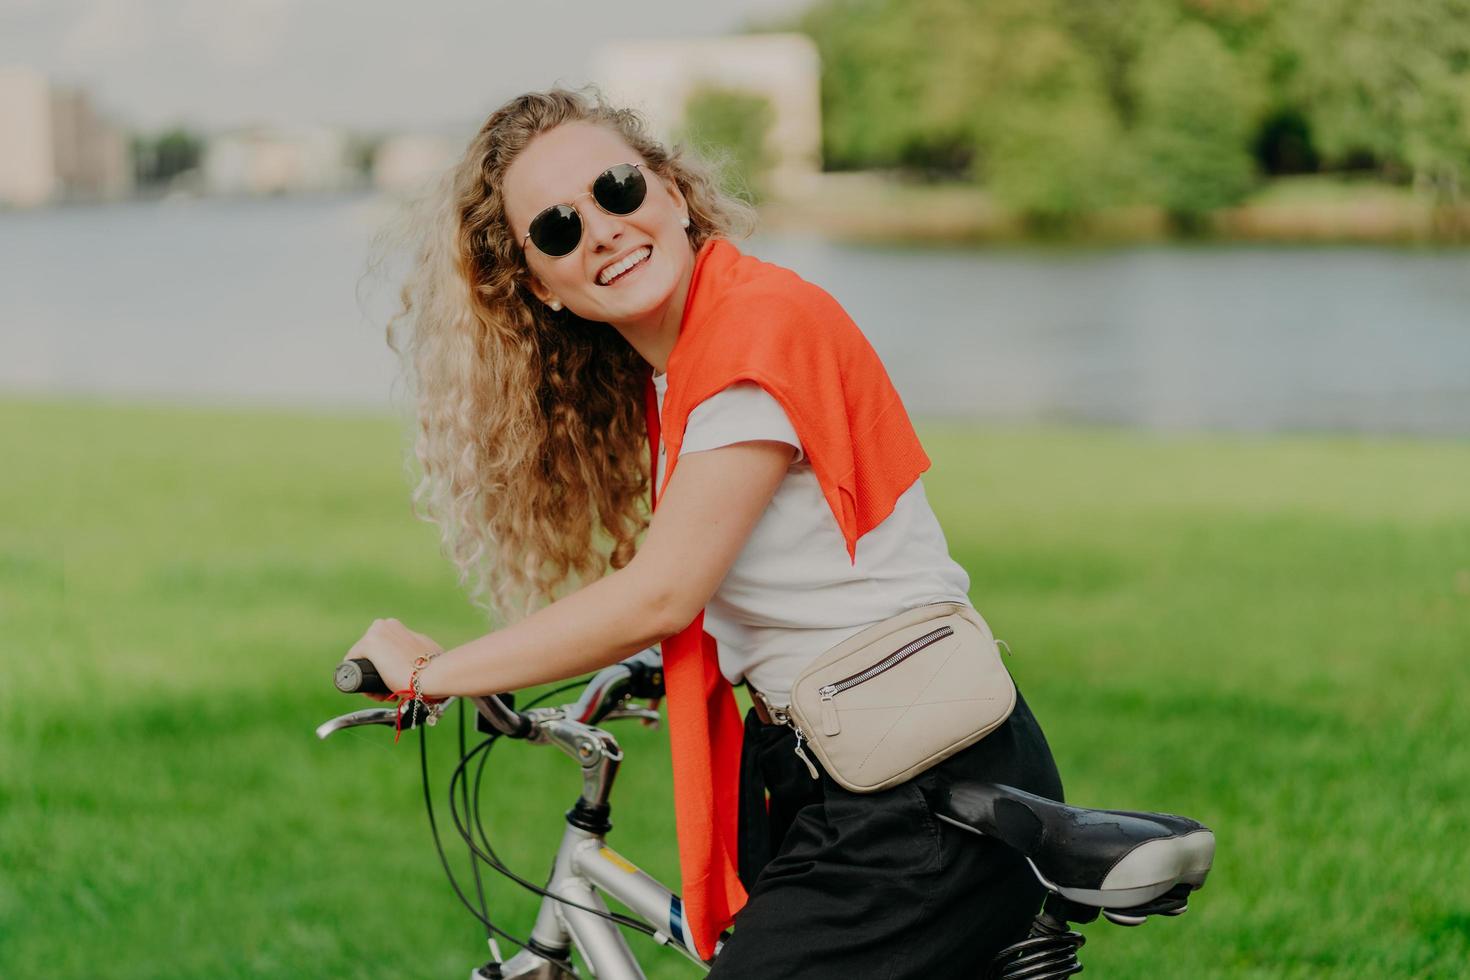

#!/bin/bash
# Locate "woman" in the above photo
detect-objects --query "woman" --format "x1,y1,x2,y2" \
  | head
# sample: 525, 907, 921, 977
344, 86, 1064, 977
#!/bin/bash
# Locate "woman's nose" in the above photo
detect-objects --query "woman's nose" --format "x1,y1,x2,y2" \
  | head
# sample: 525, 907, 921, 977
580, 205, 626, 255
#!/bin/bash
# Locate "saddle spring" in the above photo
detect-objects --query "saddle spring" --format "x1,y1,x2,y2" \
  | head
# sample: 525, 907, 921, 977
990, 914, 1084, 979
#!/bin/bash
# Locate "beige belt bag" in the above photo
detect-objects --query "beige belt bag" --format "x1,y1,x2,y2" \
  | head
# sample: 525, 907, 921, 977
781, 601, 1016, 794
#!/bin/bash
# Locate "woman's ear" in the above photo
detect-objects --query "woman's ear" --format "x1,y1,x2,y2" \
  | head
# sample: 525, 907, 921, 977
523, 273, 564, 312
524, 272, 553, 305
659, 173, 688, 220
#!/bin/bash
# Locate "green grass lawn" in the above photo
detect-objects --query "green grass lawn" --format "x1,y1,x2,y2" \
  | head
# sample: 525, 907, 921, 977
3, 398, 1468, 978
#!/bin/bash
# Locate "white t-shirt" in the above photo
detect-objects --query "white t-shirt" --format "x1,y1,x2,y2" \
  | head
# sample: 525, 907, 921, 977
652, 373, 973, 704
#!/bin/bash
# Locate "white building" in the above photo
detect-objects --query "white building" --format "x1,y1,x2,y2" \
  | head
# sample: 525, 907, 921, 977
202, 125, 356, 196
0, 66, 132, 207
372, 132, 463, 196
589, 33, 822, 199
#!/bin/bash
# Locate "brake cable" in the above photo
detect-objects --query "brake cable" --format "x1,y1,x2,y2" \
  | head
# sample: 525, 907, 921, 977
444, 728, 660, 938
414, 682, 665, 976
416, 710, 578, 977
458, 701, 491, 936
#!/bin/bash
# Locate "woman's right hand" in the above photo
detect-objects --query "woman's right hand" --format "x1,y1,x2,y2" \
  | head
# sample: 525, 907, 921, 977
341, 617, 444, 701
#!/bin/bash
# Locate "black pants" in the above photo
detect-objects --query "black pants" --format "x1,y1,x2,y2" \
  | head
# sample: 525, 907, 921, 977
707, 689, 1065, 979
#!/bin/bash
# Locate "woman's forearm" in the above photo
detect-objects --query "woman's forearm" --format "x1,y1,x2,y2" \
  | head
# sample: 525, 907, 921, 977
410, 442, 793, 699
416, 558, 681, 698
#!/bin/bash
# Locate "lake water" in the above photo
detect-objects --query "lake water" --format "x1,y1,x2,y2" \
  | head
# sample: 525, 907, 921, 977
4, 193, 1468, 436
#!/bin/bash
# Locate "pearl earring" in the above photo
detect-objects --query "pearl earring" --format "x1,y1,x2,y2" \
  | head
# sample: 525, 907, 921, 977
547, 300, 562, 311
680, 216, 690, 228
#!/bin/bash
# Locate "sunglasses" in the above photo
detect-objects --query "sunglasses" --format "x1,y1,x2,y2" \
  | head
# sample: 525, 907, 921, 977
519, 162, 651, 257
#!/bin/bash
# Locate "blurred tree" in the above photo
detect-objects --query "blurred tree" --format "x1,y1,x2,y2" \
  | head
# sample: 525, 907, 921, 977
1053, 0, 1178, 128
132, 128, 204, 186
800, 0, 996, 177
792, 0, 1470, 224
1268, 0, 1470, 197
1252, 108, 1320, 175
979, 21, 1135, 226
345, 132, 385, 180
1132, 21, 1258, 227
1175, 0, 1276, 47
1402, 69, 1470, 211
674, 84, 777, 204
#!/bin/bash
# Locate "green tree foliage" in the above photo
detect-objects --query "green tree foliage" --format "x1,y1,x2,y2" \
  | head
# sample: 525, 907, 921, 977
1268, 0, 1470, 202
345, 132, 385, 179
1403, 71, 1470, 205
674, 84, 777, 204
1133, 22, 1258, 224
131, 128, 204, 186
1049, 0, 1178, 128
1253, 108, 1320, 175
799, 0, 995, 176
980, 23, 1134, 225
794, 0, 1470, 217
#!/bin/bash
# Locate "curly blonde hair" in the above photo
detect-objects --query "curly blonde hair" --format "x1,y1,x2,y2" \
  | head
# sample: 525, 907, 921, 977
384, 85, 758, 622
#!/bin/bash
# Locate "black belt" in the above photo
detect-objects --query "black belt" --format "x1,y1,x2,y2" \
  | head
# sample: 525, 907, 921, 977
746, 683, 784, 726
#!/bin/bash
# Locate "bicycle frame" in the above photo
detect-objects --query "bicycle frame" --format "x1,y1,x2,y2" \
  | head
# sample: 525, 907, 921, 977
485, 697, 709, 978
499, 821, 705, 978
320, 651, 712, 978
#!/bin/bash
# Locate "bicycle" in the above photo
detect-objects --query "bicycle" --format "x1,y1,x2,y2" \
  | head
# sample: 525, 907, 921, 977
320, 651, 1216, 978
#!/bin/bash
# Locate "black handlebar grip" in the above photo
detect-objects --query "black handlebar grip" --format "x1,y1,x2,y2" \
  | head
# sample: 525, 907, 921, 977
335, 658, 389, 695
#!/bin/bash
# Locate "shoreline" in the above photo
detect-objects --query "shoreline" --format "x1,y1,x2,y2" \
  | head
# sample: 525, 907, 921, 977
758, 172, 1470, 247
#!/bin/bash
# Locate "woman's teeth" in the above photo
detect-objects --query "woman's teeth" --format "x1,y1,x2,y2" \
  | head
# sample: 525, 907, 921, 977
597, 246, 652, 285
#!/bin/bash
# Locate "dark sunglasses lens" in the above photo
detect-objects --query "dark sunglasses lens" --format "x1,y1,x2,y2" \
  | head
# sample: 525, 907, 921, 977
529, 204, 581, 256
593, 163, 647, 215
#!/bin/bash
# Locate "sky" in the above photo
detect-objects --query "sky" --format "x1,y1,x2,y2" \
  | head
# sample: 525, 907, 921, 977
0, 0, 810, 133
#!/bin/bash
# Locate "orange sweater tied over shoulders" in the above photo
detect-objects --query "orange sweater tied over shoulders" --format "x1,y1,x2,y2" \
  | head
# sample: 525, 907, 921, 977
644, 236, 931, 959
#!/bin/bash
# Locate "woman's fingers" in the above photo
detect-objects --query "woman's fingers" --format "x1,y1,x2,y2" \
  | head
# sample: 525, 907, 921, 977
344, 618, 394, 662
336, 618, 439, 699
375, 617, 444, 654
344, 637, 374, 663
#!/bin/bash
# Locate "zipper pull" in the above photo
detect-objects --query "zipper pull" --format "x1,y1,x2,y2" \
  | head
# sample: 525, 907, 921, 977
792, 729, 820, 780
819, 688, 841, 736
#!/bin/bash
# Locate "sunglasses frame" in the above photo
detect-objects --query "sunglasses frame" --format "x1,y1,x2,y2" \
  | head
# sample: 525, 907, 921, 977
519, 162, 653, 257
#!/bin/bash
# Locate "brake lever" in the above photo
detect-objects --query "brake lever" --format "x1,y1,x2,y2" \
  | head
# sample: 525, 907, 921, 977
315, 708, 400, 739
315, 697, 457, 740
600, 706, 661, 727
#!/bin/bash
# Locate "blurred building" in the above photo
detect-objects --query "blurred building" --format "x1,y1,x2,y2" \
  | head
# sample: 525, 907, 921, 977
202, 125, 356, 196
0, 66, 132, 207
589, 33, 822, 199
372, 132, 462, 196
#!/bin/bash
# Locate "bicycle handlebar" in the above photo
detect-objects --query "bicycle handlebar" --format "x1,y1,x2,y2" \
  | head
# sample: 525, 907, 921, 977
335, 658, 534, 738
334, 658, 387, 694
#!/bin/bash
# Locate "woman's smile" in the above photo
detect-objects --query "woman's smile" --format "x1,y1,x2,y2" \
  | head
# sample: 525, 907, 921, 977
596, 244, 654, 287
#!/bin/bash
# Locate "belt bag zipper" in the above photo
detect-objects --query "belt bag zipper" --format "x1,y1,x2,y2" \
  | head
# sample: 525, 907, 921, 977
815, 624, 954, 737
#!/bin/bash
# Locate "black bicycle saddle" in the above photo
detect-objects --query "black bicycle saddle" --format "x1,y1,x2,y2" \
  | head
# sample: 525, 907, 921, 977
932, 780, 1216, 911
